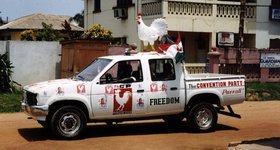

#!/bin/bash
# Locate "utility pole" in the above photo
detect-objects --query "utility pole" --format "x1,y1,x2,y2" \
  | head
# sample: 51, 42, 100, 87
237, 0, 246, 75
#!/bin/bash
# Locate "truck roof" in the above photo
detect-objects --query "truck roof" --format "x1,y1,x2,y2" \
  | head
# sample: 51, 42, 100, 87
100, 52, 174, 61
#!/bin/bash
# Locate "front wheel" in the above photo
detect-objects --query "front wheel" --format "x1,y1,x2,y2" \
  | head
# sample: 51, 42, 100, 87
51, 106, 87, 139
187, 103, 217, 132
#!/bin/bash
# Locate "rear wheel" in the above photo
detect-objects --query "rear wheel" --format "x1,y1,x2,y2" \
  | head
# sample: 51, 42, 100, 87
51, 106, 87, 139
187, 103, 217, 132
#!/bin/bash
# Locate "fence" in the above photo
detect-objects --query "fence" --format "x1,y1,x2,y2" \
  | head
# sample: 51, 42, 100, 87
185, 63, 206, 74
142, 1, 256, 20
216, 48, 280, 82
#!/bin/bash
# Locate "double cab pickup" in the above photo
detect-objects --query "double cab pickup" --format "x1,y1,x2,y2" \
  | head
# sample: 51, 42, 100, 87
22, 52, 245, 139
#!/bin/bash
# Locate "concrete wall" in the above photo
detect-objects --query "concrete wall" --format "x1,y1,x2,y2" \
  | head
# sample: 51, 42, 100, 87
0, 41, 7, 54
0, 41, 61, 86
256, 0, 280, 48
85, 0, 140, 48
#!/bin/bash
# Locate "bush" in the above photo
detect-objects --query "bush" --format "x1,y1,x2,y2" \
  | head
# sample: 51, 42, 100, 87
20, 22, 62, 41
0, 52, 14, 93
83, 24, 112, 40
20, 30, 37, 41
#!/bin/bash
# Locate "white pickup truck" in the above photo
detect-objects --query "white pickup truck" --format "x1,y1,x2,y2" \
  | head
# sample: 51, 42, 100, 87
22, 52, 245, 139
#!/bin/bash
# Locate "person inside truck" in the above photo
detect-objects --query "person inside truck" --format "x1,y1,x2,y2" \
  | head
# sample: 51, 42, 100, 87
163, 62, 175, 80
117, 62, 138, 83
149, 61, 159, 81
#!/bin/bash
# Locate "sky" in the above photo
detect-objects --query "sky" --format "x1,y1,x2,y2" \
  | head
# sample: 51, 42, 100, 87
0, 0, 84, 21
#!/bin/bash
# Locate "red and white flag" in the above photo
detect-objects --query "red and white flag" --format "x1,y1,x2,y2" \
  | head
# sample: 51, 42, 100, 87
159, 32, 185, 63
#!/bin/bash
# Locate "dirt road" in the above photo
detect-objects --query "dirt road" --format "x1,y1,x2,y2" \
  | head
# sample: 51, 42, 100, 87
0, 101, 279, 150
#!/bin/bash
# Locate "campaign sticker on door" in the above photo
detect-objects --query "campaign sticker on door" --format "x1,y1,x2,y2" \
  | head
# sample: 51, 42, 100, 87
113, 88, 132, 115
136, 97, 144, 109
150, 83, 158, 92
98, 97, 108, 109
105, 86, 114, 94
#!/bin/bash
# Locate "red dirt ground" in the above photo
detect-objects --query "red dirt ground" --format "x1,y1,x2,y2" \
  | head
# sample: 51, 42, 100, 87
0, 101, 279, 150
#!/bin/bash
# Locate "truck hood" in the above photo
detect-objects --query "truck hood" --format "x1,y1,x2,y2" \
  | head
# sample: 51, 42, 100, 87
24, 79, 80, 94
23, 78, 91, 106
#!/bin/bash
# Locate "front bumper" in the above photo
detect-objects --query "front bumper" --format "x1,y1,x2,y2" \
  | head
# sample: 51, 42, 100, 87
21, 102, 49, 121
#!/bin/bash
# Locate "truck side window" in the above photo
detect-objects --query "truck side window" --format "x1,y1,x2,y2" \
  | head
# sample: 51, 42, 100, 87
149, 59, 175, 81
100, 60, 143, 84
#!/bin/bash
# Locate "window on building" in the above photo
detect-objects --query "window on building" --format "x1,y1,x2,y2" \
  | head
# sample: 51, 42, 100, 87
111, 37, 127, 45
149, 59, 175, 81
218, 0, 256, 2
272, 0, 280, 5
270, 39, 280, 48
94, 0, 101, 13
117, 0, 133, 7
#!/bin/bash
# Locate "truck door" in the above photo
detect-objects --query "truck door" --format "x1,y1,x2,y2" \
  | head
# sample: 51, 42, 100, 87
91, 60, 147, 119
147, 58, 182, 115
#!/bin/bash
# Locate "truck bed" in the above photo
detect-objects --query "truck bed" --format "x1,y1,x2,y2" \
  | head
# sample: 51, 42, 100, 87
185, 73, 246, 81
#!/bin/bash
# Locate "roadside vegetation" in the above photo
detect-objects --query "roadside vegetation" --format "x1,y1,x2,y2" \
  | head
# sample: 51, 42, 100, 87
246, 82, 280, 101
0, 90, 21, 112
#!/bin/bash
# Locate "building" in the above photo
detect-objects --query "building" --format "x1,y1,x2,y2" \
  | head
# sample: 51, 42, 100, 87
0, 13, 84, 40
84, 0, 280, 63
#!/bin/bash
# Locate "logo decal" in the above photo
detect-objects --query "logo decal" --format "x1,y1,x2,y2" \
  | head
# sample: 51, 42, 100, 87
113, 88, 132, 115
77, 84, 86, 94
150, 84, 158, 92
105, 86, 114, 94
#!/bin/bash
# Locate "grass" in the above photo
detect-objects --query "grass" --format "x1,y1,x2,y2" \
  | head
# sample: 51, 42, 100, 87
246, 82, 280, 101
0, 91, 22, 113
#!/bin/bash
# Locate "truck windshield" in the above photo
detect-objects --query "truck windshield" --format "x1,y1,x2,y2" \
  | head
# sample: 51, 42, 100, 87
75, 58, 112, 81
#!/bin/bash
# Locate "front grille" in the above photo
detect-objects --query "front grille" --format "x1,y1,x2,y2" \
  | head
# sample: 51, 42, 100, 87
26, 92, 38, 106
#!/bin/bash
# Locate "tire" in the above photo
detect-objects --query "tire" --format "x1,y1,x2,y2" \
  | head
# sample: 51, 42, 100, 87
50, 106, 87, 139
163, 114, 184, 125
187, 103, 217, 132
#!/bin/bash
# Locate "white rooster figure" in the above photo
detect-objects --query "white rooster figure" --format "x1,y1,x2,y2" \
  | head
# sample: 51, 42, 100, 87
114, 89, 132, 112
136, 13, 168, 51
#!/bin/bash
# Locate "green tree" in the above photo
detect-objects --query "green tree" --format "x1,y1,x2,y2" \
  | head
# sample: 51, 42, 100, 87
37, 22, 62, 41
69, 10, 84, 27
0, 17, 7, 26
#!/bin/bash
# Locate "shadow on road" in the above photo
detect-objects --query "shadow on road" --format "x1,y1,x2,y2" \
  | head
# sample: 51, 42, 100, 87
18, 128, 51, 141
228, 137, 280, 149
18, 121, 239, 141
83, 121, 239, 138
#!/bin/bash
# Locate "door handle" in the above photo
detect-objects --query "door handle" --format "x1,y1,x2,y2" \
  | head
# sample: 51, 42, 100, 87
170, 87, 177, 91
137, 89, 144, 93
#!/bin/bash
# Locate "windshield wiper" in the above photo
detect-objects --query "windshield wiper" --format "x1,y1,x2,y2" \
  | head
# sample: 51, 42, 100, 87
76, 75, 85, 81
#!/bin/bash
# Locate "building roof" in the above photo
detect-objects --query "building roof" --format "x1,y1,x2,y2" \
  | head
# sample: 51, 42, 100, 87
0, 13, 84, 31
